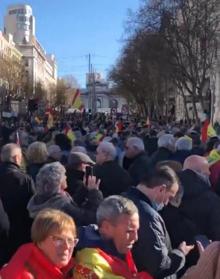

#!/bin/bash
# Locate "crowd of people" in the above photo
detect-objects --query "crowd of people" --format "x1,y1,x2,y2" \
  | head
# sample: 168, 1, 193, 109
0, 112, 220, 278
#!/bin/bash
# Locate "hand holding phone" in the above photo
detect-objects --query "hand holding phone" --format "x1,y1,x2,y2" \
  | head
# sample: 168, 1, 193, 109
194, 235, 211, 255
84, 166, 100, 190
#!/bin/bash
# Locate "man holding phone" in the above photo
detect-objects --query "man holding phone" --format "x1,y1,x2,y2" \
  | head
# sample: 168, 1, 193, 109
66, 151, 101, 205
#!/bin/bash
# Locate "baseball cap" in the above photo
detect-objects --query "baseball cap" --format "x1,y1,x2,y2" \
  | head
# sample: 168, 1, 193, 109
68, 152, 95, 166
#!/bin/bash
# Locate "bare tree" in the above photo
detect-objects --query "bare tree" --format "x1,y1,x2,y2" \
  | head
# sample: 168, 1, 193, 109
138, 0, 219, 121
0, 55, 27, 98
109, 30, 175, 119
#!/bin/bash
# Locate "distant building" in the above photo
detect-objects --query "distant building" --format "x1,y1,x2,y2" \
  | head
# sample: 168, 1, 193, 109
4, 4, 57, 102
81, 72, 127, 113
0, 31, 22, 61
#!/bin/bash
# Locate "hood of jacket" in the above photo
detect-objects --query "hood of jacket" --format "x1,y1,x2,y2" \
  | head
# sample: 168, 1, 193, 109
27, 191, 72, 218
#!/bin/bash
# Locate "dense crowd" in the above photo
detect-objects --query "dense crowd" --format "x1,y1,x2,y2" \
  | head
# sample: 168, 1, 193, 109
0, 112, 219, 278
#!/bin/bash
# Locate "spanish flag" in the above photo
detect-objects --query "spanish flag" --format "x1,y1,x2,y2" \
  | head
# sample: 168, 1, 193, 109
72, 89, 84, 111
201, 119, 217, 143
64, 127, 76, 143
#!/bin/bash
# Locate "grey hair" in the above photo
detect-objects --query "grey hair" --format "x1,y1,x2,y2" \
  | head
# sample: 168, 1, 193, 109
1, 143, 21, 163
175, 137, 192, 151
158, 134, 175, 150
96, 195, 138, 226
36, 162, 66, 195
98, 141, 117, 160
27, 141, 48, 164
47, 144, 62, 161
126, 137, 145, 152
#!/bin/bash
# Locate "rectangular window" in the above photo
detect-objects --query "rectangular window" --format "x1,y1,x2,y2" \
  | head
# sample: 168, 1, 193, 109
9, 10, 17, 15
18, 16, 27, 22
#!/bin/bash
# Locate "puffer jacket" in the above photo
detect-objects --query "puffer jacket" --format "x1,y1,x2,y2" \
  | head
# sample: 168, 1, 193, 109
0, 243, 74, 279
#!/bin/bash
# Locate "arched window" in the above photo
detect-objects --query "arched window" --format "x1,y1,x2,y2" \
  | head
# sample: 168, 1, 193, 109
96, 98, 102, 108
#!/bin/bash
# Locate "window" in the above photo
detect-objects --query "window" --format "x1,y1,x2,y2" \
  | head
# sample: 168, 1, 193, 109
9, 10, 17, 15
18, 16, 28, 22
96, 98, 102, 109
17, 23, 22, 29
18, 9, 25, 14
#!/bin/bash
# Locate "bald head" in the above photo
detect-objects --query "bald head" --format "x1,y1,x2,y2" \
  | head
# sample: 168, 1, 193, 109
183, 155, 210, 176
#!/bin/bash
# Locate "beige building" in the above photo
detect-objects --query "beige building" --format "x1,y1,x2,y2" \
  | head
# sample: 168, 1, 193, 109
4, 4, 57, 102
0, 31, 22, 61
0, 30, 23, 88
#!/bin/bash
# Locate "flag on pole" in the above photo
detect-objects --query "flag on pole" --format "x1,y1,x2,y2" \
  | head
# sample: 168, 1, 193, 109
146, 116, 151, 127
16, 130, 20, 146
45, 108, 54, 129
72, 89, 84, 111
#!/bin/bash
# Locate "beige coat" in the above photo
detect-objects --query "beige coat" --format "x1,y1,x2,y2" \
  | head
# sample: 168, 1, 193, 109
181, 242, 220, 279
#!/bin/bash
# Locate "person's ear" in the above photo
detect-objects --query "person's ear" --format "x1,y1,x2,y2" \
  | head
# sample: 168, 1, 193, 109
159, 184, 166, 193
99, 220, 114, 237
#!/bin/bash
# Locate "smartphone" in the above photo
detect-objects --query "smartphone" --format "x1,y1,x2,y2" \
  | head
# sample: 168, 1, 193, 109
85, 166, 93, 185
194, 235, 210, 249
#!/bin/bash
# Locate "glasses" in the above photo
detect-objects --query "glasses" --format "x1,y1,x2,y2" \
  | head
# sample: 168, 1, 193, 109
50, 235, 79, 248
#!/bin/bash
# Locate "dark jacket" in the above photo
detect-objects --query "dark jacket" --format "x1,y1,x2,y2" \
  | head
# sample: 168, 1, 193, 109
170, 150, 192, 165
144, 135, 158, 156
123, 187, 185, 279
0, 162, 35, 263
178, 169, 220, 241
150, 147, 173, 168
161, 205, 200, 275
94, 160, 132, 197
66, 168, 88, 205
27, 190, 103, 226
26, 162, 45, 182
0, 198, 10, 267
127, 152, 151, 186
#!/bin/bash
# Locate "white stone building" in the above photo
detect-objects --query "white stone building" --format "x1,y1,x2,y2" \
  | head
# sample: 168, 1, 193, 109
4, 4, 57, 100
81, 73, 127, 113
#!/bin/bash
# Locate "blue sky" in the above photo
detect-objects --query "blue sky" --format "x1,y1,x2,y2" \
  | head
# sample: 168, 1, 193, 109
0, 0, 141, 87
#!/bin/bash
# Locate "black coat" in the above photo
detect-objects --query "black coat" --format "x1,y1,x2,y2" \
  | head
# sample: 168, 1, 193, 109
66, 168, 88, 205
26, 162, 45, 182
178, 169, 220, 241
94, 160, 132, 197
0, 162, 35, 263
161, 205, 200, 275
123, 187, 185, 279
127, 152, 151, 186
150, 147, 173, 168
170, 150, 192, 165
0, 198, 10, 267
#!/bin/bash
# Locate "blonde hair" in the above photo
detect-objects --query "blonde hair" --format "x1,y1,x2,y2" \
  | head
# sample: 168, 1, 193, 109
31, 209, 76, 243
27, 141, 48, 164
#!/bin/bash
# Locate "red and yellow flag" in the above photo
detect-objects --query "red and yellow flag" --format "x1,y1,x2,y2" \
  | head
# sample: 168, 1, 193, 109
72, 89, 84, 111
201, 119, 217, 143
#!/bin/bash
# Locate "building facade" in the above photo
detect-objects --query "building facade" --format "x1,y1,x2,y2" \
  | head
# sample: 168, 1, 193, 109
81, 72, 127, 113
4, 4, 57, 102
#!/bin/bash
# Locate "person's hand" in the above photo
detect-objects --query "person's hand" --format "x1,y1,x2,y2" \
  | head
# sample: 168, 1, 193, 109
178, 241, 194, 256
86, 175, 101, 190
196, 241, 205, 256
